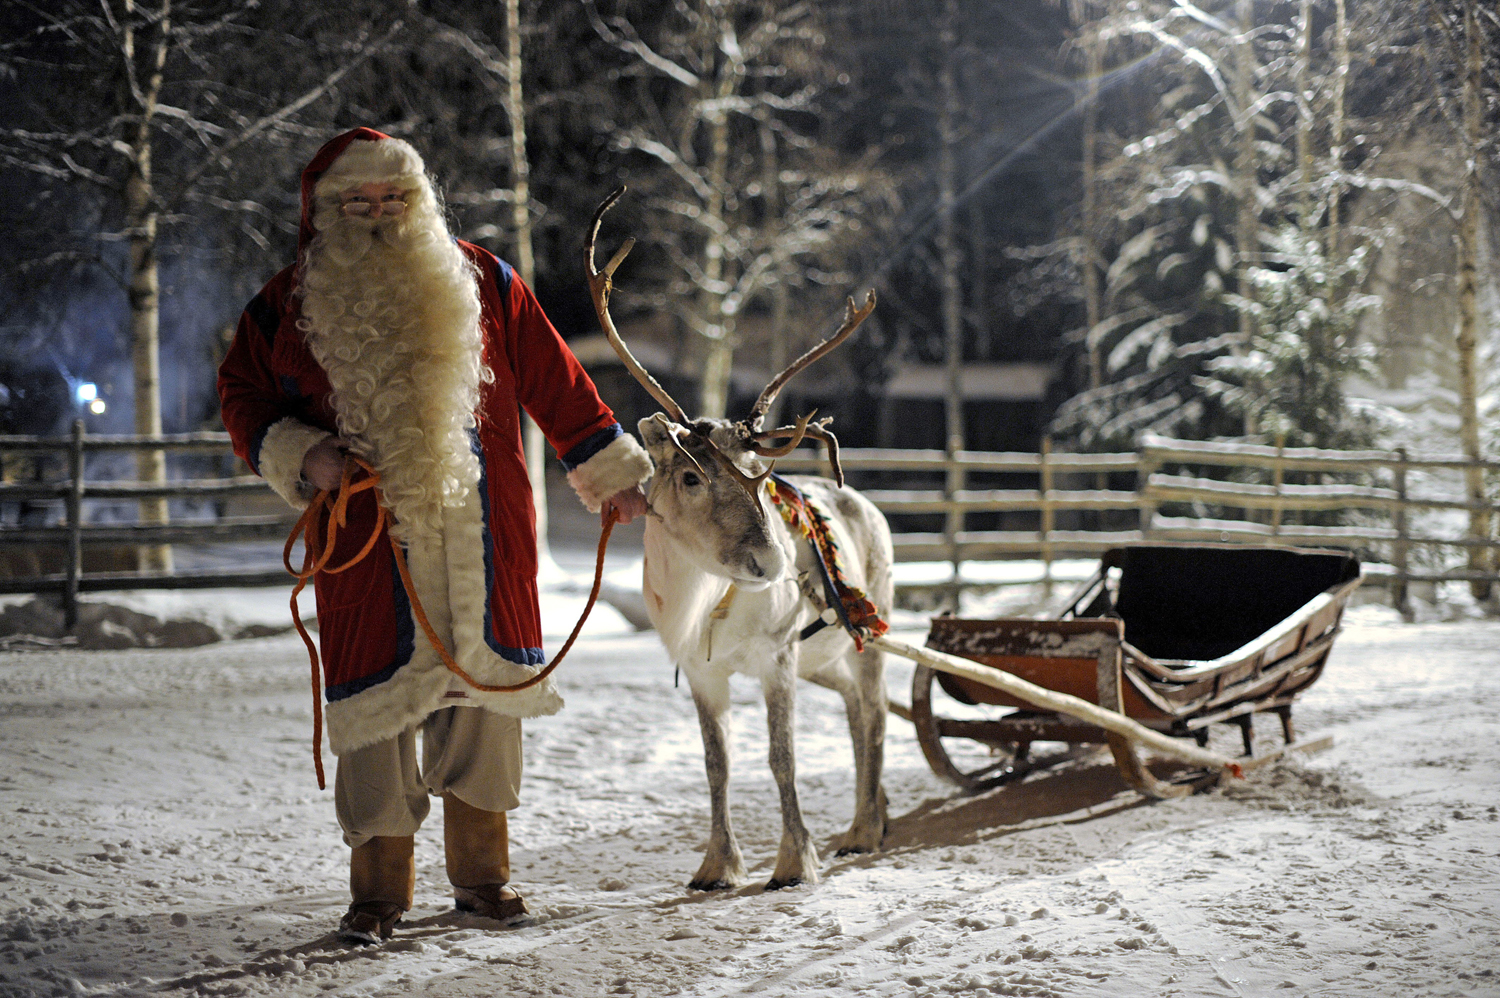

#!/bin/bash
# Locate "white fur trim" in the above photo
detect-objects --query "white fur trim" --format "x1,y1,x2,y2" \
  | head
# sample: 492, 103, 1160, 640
566, 434, 654, 513
257, 418, 331, 509
314, 137, 427, 196
321, 488, 562, 756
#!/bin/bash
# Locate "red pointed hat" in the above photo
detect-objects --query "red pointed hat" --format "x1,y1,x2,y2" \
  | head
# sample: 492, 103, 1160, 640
297, 127, 428, 252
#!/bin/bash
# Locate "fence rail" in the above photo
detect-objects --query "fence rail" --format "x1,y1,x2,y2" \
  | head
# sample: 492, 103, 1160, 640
3, 426, 1497, 622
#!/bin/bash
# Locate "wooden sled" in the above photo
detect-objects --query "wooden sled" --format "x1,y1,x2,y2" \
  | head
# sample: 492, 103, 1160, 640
911, 544, 1361, 796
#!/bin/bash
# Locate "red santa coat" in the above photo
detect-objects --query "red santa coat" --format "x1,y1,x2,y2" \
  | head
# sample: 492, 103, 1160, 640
218, 129, 651, 754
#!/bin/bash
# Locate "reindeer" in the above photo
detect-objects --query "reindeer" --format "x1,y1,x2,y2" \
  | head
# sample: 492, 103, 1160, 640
586, 190, 893, 890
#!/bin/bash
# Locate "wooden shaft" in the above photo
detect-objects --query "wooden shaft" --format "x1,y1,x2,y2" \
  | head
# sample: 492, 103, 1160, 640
870, 634, 1241, 775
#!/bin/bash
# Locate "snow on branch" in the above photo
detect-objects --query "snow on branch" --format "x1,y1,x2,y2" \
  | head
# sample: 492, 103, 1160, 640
425, 18, 510, 87
584, 0, 701, 88
1326, 170, 1456, 218
612, 131, 716, 203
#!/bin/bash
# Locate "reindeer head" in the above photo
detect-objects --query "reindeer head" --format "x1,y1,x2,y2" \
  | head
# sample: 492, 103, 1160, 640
636, 414, 786, 588
586, 187, 876, 589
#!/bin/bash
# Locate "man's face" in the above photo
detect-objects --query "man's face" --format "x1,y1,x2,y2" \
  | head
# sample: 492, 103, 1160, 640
338, 181, 407, 218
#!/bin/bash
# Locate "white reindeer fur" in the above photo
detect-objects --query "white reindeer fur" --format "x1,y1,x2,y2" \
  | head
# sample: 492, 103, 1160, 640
639, 415, 892, 890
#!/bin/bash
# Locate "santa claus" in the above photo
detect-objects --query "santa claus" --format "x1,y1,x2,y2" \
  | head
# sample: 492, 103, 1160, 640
218, 128, 651, 943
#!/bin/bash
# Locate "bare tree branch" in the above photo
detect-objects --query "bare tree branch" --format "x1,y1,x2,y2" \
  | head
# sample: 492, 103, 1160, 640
614, 130, 716, 202
170, 19, 405, 205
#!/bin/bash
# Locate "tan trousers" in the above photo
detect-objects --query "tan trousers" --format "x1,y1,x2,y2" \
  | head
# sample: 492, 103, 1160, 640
334, 706, 522, 849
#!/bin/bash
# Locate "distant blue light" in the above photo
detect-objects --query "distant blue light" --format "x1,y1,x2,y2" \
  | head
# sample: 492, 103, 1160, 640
76, 382, 98, 403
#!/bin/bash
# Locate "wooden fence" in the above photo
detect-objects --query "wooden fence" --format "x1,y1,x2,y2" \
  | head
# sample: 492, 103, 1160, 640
3, 425, 1497, 624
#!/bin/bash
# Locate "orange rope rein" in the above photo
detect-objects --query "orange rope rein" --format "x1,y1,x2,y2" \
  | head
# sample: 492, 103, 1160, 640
287, 455, 619, 789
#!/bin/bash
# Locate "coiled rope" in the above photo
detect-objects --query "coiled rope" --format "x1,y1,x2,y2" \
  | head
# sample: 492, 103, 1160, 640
284, 455, 618, 788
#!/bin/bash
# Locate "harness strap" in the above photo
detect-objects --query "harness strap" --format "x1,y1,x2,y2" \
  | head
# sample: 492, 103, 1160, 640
286, 455, 617, 789
766, 473, 889, 651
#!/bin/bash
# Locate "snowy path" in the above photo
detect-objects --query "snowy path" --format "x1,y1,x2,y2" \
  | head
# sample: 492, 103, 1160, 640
1, 606, 1498, 997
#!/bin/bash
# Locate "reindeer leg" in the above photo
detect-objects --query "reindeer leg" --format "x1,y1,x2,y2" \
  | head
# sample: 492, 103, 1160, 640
763, 654, 820, 889
836, 644, 888, 856
687, 670, 747, 891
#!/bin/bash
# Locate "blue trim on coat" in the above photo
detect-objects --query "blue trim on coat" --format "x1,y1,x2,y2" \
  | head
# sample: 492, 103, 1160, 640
559, 422, 624, 471
325, 655, 401, 702
484, 252, 515, 298
325, 550, 417, 702
471, 430, 547, 666
246, 420, 272, 475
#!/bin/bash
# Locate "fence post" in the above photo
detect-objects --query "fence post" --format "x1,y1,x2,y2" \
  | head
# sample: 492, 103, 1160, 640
1040, 435, 1054, 596
1392, 447, 1411, 620
1137, 445, 1158, 539
1270, 431, 1286, 536
944, 446, 963, 610
64, 419, 85, 630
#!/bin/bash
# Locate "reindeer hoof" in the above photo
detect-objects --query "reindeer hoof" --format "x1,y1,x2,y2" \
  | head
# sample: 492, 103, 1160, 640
835, 830, 884, 856
765, 877, 804, 891
688, 878, 738, 892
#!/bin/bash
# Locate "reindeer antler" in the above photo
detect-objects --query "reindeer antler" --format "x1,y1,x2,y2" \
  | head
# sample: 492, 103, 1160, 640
742, 293, 874, 487
707, 444, 774, 498
800, 420, 843, 488
587, 190, 872, 499
749, 410, 816, 458
586, 187, 688, 424
746, 292, 877, 434
590, 190, 772, 509
753, 417, 845, 488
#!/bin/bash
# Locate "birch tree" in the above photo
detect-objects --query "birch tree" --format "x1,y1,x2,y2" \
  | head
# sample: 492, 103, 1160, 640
585, 0, 886, 419
1446, 0, 1497, 596
1337, 0, 1498, 593
420, 0, 557, 563
2, 1, 399, 571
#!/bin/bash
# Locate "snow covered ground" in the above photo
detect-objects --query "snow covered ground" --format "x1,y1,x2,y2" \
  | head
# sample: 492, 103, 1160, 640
1, 580, 1498, 997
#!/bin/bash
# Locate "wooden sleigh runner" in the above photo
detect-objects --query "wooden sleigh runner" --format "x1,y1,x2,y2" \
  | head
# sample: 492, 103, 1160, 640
908, 544, 1363, 797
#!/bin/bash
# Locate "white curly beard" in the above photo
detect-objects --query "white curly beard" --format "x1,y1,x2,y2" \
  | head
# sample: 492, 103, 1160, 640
296, 197, 489, 541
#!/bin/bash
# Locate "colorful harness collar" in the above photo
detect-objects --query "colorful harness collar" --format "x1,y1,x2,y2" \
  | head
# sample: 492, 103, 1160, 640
766, 473, 889, 651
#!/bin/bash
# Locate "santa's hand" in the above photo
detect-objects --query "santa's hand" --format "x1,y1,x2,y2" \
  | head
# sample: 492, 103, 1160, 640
602, 485, 648, 525
301, 436, 351, 492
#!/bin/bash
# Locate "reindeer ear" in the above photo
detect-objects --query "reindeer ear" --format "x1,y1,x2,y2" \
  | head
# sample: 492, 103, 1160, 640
637, 414, 675, 461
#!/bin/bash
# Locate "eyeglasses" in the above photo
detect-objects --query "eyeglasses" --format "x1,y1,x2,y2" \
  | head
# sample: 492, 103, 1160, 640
340, 198, 407, 217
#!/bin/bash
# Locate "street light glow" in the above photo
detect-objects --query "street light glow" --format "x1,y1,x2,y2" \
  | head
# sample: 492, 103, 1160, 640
76, 382, 98, 403
88, 399, 106, 414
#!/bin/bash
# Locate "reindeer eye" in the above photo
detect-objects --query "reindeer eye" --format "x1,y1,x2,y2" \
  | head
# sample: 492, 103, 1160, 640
681, 471, 701, 488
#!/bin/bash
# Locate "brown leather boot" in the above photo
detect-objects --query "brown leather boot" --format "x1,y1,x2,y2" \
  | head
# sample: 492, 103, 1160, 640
338, 835, 415, 945
444, 792, 528, 923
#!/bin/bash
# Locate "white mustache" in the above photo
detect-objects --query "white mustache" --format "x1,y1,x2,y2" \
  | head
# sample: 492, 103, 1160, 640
319, 214, 407, 267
